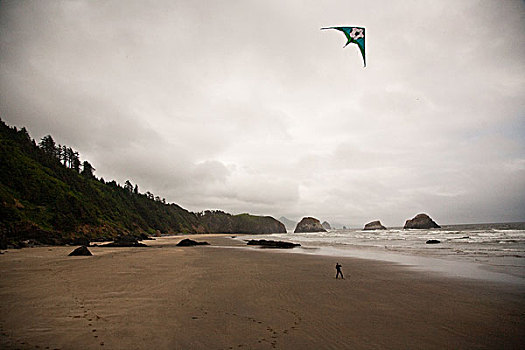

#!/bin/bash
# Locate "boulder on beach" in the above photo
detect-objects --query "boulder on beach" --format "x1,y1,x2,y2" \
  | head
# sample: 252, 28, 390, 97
294, 217, 327, 233
176, 239, 210, 247
363, 220, 387, 230
322, 221, 332, 230
246, 239, 300, 249
68, 246, 92, 256
403, 213, 440, 229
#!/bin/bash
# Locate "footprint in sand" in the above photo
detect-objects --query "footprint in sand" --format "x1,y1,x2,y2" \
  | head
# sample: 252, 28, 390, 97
71, 296, 106, 346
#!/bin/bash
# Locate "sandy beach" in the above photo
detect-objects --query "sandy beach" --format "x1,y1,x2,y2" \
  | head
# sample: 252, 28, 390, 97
1, 235, 523, 350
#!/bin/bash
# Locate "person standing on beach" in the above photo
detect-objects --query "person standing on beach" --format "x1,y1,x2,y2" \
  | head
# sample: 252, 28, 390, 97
335, 262, 344, 279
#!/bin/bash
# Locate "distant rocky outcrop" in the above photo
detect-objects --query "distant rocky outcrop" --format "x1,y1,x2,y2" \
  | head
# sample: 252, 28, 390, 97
278, 217, 297, 231
246, 239, 300, 249
68, 246, 92, 256
294, 217, 327, 233
404, 214, 440, 229
363, 220, 387, 230
176, 239, 210, 246
321, 221, 332, 230
198, 211, 286, 234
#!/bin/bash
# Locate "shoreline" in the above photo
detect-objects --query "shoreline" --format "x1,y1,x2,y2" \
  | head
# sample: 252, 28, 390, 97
233, 233, 525, 285
3, 232, 524, 284
242, 243, 525, 286
1, 235, 524, 349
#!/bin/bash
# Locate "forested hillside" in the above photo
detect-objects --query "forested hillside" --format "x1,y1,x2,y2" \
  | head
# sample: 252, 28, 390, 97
0, 119, 284, 248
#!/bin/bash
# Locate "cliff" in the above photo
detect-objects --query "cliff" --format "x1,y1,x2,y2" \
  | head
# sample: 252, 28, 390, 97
198, 211, 286, 234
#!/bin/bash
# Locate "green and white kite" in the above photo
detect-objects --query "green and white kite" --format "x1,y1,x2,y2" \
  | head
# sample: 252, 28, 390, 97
321, 26, 366, 67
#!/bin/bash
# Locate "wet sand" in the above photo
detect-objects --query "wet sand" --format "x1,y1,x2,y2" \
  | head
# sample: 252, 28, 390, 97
1, 235, 523, 349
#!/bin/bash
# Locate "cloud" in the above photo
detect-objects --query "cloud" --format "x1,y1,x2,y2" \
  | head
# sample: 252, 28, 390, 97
1, 0, 524, 225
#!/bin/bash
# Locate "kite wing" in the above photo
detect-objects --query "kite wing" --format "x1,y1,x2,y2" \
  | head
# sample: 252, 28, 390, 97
321, 26, 366, 67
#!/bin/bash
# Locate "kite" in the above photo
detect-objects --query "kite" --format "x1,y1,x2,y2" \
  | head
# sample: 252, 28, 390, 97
321, 26, 366, 67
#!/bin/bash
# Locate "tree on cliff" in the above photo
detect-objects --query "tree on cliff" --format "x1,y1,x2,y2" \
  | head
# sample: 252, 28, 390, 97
39, 135, 58, 158
81, 161, 95, 177
124, 180, 133, 193
58, 145, 80, 170
71, 153, 81, 172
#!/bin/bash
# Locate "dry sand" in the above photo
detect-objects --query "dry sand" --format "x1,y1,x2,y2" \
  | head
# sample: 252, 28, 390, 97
1, 235, 523, 349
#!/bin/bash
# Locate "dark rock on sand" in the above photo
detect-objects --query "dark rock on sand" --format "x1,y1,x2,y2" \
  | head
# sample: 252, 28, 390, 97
426, 239, 441, 244
404, 213, 440, 229
68, 246, 92, 256
294, 217, 327, 233
100, 236, 148, 247
176, 239, 210, 247
246, 239, 301, 249
322, 221, 332, 230
364, 220, 387, 230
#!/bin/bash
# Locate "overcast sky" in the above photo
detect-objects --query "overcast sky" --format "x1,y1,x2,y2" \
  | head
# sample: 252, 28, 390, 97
1, 0, 524, 227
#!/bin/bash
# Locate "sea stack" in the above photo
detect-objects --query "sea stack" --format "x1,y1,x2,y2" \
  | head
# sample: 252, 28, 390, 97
322, 221, 332, 230
404, 213, 440, 229
294, 217, 327, 233
363, 220, 387, 230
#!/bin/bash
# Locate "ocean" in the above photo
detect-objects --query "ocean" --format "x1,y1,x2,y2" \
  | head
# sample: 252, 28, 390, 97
238, 222, 525, 285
